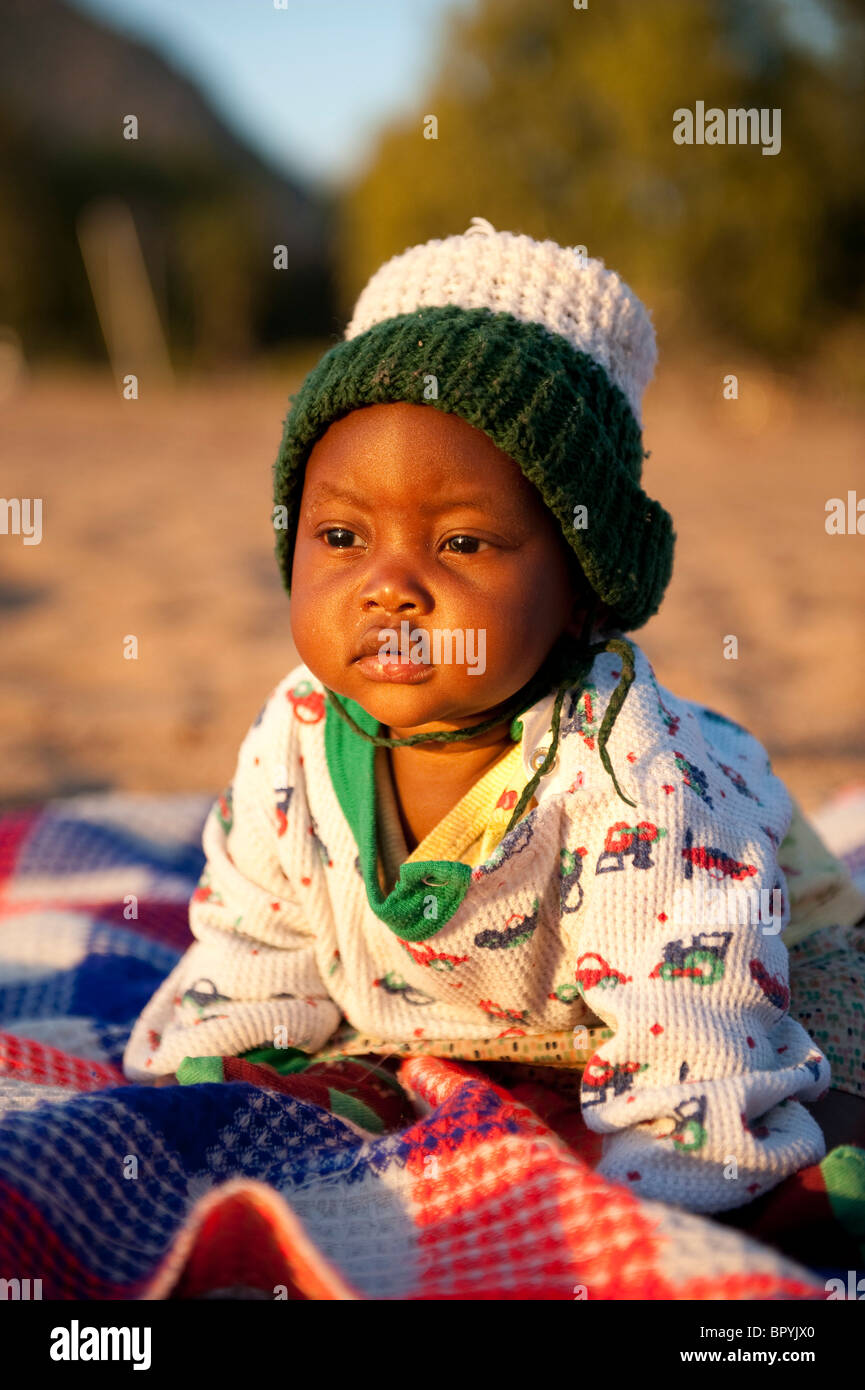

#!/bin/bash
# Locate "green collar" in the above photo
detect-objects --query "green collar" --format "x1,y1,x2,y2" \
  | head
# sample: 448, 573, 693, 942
324, 696, 472, 940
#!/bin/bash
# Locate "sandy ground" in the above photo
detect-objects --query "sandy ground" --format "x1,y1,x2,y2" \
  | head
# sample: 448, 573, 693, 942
1, 355, 863, 814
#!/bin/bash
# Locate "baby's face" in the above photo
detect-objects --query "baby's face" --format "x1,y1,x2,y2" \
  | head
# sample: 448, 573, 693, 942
290, 402, 578, 733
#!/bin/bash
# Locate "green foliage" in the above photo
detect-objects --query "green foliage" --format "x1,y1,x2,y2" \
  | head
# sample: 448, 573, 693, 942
340, 0, 865, 364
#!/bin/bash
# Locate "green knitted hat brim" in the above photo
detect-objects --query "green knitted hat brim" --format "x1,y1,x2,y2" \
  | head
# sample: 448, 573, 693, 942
272, 304, 675, 632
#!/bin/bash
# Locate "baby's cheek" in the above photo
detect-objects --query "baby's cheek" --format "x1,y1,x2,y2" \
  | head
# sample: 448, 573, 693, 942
289, 558, 335, 649
485, 608, 553, 677
292, 620, 340, 687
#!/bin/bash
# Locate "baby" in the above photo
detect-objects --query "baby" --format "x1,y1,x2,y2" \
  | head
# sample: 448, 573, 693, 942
124, 219, 865, 1214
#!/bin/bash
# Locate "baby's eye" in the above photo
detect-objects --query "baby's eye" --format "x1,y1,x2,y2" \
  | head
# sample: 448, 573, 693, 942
443, 535, 487, 554
323, 528, 362, 549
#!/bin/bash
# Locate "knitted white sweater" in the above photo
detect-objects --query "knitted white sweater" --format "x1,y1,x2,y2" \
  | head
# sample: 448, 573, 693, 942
123, 639, 830, 1213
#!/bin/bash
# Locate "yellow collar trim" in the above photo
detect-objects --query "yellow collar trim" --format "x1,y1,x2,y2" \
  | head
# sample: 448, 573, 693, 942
375, 741, 530, 889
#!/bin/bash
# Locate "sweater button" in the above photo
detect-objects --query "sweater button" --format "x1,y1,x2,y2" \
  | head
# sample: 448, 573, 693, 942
530, 746, 558, 773
422, 874, 450, 887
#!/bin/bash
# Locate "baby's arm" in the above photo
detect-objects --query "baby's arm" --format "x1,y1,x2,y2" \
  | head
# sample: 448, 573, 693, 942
123, 686, 340, 1081
572, 828, 831, 1215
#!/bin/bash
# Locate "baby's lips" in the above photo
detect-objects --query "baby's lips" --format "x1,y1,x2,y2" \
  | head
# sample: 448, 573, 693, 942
353, 625, 431, 660
377, 650, 430, 666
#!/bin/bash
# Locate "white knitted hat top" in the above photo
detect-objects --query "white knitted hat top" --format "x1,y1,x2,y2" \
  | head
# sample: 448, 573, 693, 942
345, 217, 657, 424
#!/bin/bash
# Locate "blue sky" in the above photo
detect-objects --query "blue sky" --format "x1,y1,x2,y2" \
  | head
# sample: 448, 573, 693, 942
69, 0, 475, 192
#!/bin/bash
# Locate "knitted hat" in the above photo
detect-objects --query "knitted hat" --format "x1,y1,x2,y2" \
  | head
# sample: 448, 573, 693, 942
273, 217, 675, 632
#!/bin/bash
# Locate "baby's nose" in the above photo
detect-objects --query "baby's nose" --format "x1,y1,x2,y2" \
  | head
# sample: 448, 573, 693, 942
360, 566, 431, 615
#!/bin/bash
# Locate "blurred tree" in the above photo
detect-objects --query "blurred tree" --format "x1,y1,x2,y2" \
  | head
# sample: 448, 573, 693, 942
339, 0, 865, 367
